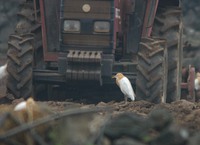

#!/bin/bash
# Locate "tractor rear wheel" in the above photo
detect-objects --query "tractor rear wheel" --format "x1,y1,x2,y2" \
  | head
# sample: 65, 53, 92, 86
152, 6, 183, 102
7, 34, 34, 99
136, 38, 167, 103
7, 0, 41, 99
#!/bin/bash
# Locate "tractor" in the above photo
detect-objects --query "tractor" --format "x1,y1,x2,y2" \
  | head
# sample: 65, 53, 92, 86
7, 0, 187, 103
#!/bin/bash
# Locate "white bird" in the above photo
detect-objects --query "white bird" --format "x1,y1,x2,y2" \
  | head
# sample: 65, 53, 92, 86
195, 72, 200, 91
14, 101, 27, 111
14, 98, 36, 111
0, 63, 7, 80
112, 73, 135, 104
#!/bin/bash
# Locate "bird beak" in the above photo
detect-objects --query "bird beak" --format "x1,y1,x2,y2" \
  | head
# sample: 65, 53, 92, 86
112, 75, 116, 79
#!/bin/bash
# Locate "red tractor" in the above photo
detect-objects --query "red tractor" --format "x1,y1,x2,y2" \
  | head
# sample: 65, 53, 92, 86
7, 0, 186, 103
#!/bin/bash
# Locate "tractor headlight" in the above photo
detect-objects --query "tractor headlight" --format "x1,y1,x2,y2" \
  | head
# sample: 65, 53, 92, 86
94, 21, 110, 33
63, 20, 80, 32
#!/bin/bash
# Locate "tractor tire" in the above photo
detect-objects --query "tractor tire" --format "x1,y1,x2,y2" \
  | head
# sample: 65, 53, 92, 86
7, 34, 34, 99
15, 0, 42, 50
7, 0, 42, 99
136, 38, 168, 103
152, 6, 183, 102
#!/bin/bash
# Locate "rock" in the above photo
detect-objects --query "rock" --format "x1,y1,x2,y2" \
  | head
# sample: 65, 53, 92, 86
97, 101, 107, 107
188, 132, 200, 145
97, 136, 111, 145
50, 112, 107, 145
184, 109, 200, 131
171, 100, 196, 114
172, 100, 196, 108
151, 125, 189, 145
103, 113, 146, 140
148, 109, 173, 131
103, 112, 158, 143
113, 137, 145, 145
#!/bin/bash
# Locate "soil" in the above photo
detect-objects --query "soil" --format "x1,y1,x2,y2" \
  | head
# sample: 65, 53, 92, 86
1, 95, 200, 133
1, 96, 200, 145
1, 81, 200, 136
0, 0, 200, 144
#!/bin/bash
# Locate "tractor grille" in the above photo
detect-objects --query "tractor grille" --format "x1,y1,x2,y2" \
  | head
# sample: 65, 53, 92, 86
62, 0, 112, 19
61, 0, 113, 49
63, 34, 110, 46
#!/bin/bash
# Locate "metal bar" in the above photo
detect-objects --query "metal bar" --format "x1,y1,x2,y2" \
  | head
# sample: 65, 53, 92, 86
34, 0, 38, 21
181, 83, 188, 89
188, 66, 195, 101
39, 0, 58, 61
33, 70, 66, 83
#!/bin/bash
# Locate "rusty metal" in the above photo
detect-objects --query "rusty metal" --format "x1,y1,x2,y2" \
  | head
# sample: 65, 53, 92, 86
187, 66, 196, 101
182, 67, 188, 80
181, 65, 195, 101
39, 0, 58, 62
142, 0, 159, 37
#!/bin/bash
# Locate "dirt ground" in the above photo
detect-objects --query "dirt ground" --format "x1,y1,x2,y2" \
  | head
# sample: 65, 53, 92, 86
0, 0, 200, 144
1, 97, 200, 145
7, 98, 200, 133
1, 81, 200, 136
34, 99, 200, 134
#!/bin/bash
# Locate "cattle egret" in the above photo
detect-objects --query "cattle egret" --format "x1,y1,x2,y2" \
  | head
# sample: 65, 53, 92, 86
0, 63, 7, 80
14, 98, 35, 111
14, 101, 27, 111
112, 73, 135, 104
195, 72, 200, 91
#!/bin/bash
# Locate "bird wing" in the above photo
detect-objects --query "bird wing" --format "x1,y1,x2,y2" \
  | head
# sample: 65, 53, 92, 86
118, 77, 135, 100
195, 78, 200, 90
0, 63, 7, 80
14, 101, 27, 111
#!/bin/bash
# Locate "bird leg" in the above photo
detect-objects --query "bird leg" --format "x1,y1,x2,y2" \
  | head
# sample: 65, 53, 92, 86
118, 96, 128, 107
124, 96, 128, 104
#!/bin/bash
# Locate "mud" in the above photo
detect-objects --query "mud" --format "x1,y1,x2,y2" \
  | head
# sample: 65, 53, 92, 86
2, 99, 200, 133
1, 99, 200, 145
0, 0, 200, 144
45, 99, 200, 134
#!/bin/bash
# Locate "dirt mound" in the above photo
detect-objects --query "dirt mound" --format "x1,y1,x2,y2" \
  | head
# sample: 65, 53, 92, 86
1, 99, 200, 145
3, 99, 199, 134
